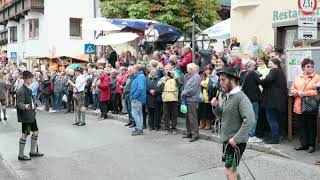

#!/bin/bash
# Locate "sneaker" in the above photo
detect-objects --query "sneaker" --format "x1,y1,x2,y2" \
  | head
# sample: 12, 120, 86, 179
248, 136, 263, 143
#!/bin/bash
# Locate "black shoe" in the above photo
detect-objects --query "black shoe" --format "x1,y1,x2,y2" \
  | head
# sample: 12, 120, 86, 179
129, 124, 136, 128
3, 117, 7, 121
182, 134, 192, 138
295, 146, 309, 151
72, 122, 79, 126
189, 137, 199, 142
266, 140, 279, 144
308, 147, 315, 153
143, 125, 147, 129
0, 118, 2, 121
132, 130, 143, 136
77, 123, 86, 126
125, 123, 132, 127
29, 152, 44, 157
18, 155, 31, 161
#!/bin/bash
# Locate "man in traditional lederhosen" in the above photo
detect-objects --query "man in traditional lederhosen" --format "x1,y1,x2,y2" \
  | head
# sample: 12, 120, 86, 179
16, 70, 44, 161
144, 22, 159, 55
68, 67, 86, 126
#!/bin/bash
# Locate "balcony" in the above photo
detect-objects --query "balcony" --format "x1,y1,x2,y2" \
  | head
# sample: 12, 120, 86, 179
0, 0, 44, 25
0, 29, 8, 45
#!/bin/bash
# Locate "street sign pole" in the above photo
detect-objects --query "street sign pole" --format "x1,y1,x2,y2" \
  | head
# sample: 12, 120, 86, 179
192, 15, 196, 63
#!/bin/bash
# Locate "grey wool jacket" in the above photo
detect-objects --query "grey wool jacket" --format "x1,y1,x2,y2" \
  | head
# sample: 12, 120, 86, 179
213, 89, 254, 144
181, 73, 201, 103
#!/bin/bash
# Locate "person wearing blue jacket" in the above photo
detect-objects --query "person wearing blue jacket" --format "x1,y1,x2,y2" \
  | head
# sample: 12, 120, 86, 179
130, 64, 146, 136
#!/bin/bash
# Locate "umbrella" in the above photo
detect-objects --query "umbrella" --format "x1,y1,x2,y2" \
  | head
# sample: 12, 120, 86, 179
203, 18, 230, 40
93, 32, 139, 46
106, 19, 182, 42
66, 63, 85, 70
82, 18, 123, 32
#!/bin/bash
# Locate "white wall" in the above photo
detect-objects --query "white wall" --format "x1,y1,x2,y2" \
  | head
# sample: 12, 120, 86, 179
46, 0, 95, 57
6, 0, 95, 63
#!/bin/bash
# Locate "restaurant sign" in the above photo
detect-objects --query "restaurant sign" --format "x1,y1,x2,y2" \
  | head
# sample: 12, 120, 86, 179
273, 7, 320, 22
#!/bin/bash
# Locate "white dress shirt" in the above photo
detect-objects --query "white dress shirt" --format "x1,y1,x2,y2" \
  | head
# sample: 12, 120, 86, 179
75, 74, 86, 92
144, 28, 159, 42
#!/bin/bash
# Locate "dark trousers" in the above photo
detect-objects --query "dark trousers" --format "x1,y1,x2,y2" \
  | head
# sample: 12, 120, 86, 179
100, 101, 109, 118
125, 95, 134, 124
84, 92, 92, 108
143, 104, 147, 127
163, 101, 178, 129
148, 105, 161, 129
42, 94, 50, 111
111, 93, 120, 113
67, 91, 74, 112
266, 109, 280, 141
186, 103, 199, 137
300, 113, 317, 148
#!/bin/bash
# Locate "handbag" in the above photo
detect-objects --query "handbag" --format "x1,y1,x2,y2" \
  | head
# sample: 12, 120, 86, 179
301, 76, 319, 113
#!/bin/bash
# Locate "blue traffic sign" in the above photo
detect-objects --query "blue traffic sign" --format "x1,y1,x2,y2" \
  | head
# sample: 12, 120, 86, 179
10, 52, 17, 59
84, 44, 96, 54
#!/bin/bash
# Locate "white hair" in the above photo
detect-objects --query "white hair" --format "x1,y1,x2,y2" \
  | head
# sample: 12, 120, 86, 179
187, 63, 199, 73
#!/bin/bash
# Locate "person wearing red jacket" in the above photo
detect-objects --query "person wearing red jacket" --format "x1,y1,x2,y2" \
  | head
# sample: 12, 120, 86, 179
98, 70, 110, 120
177, 46, 192, 71
229, 56, 244, 72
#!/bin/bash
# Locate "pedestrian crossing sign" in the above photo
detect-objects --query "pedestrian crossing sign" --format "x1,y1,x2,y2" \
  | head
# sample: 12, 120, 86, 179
84, 44, 96, 54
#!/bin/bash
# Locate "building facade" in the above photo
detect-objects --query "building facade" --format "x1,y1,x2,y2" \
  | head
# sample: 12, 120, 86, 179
230, 0, 318, 50
0, 0, 97, 65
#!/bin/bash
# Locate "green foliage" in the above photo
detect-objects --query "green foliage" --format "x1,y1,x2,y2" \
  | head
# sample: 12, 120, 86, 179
100, 0, 221, 36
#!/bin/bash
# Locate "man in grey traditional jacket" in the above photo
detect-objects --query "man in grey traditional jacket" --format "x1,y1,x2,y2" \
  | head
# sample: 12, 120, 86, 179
211, 67, 254, 180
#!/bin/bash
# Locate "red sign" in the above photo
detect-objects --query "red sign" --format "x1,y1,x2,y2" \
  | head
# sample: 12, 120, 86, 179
298, 0, 318, 15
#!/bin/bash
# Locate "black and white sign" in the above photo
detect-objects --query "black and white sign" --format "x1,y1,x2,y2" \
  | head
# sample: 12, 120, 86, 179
298, 14, 317, 27
298, 27, 318, 39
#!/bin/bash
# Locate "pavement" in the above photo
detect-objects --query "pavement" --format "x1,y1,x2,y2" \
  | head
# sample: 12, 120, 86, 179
0, 109, 319, 180
86, 110, 320, 165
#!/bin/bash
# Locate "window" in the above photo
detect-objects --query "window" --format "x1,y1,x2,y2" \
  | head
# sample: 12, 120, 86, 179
21, 23, 25, 41
29, 19, 39, 39
9, 26, 17, 43
69, 18, 82, 38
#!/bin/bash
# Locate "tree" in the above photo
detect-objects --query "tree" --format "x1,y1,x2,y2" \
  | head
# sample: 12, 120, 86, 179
100, 0, 221, 36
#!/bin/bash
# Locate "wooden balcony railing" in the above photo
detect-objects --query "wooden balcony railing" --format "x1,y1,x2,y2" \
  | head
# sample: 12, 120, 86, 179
0, 0, 44, 25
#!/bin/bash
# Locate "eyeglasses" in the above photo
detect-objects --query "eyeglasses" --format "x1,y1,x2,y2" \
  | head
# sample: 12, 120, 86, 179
305, 65, 314, 68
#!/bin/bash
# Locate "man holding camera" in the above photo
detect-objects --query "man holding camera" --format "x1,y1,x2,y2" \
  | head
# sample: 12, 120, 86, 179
16, 70, 44, 161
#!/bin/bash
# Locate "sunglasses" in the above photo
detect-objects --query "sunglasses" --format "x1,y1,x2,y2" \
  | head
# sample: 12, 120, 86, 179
305, 65, 314, 68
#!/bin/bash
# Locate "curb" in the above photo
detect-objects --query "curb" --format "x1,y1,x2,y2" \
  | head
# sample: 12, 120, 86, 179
85, 111, 293, 159
0, 154, 22, 180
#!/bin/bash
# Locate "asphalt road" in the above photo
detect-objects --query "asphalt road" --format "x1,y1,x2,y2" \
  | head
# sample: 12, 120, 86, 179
0, 109, 319, 180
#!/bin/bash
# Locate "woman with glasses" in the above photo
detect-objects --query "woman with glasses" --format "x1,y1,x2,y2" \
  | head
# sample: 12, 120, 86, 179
292, 58, 320, 153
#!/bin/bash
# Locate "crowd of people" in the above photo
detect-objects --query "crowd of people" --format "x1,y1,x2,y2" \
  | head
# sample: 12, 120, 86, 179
0, 36, 319, 163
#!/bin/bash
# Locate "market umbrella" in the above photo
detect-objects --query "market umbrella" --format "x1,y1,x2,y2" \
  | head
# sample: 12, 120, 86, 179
106, 19, 182, 42
203, 18, 230, 40
93, 32, 139, 46
82, 18, 123, 32
66, 63, 85, 70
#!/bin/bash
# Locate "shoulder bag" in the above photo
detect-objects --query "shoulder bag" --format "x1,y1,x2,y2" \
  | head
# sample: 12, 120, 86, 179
301, 76, 320, 114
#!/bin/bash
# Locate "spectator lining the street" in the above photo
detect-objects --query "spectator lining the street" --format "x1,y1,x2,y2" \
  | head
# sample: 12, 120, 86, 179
292, 58, 320, 153
181, 63, 201, 142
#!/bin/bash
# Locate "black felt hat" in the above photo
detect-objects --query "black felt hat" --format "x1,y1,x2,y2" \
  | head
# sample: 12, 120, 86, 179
217, 67, 240, 80
21, 70, 34, 79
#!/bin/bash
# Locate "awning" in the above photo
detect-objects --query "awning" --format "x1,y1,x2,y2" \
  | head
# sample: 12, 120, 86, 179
232, 1, 261, 10
202, 18, 230, 40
